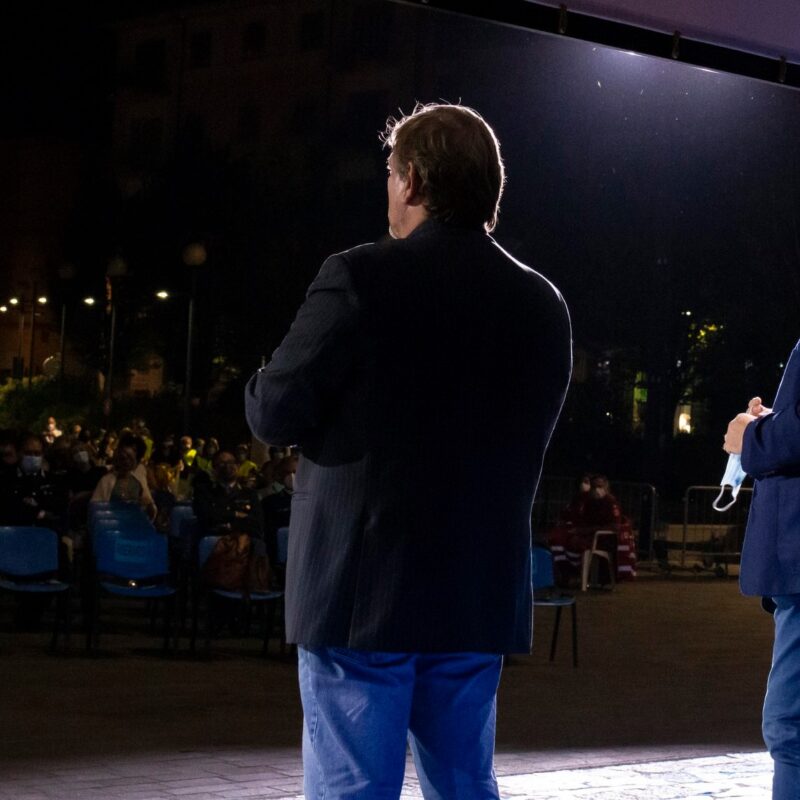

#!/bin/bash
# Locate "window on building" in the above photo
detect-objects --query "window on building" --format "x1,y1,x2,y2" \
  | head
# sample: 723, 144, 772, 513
299, 11, 326, 51
128, 116, 164, 167
134, 39, 166, 90
238, 103, 261, 143
243, 21, 267, 59
190, 30, 212, 69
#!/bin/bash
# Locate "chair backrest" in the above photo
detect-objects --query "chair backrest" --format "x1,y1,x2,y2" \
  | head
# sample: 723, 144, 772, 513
94, 528, 169, 579
90, 508, 150, 534
592, 530, 617, 551
531, 546, 555, 590
276, 526, 289, 565
197, 535, 220, 570
169, 505, 198, 539
0, 527, 59, 576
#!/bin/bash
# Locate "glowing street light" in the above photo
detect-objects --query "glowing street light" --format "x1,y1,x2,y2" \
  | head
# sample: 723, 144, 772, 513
83, 296, 96, 306
37, 296, 48, 305
0, 305, 7, 313
155, 290, 170, 300
9, 297, 19, 306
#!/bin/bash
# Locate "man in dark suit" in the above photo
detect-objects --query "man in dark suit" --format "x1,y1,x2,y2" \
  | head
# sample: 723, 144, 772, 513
246, 103, 572, 799
725, 341, 800, 800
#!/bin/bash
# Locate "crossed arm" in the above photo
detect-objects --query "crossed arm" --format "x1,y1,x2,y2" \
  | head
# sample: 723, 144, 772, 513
244, 255, 361, 447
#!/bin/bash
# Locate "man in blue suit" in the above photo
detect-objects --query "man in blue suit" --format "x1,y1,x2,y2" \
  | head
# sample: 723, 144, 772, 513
246, 103, 572, 799
725, 340, 800, 800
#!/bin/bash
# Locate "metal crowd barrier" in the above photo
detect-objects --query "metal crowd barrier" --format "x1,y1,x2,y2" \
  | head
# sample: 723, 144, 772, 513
532, 476, 658, 560
680, 485, 753, 573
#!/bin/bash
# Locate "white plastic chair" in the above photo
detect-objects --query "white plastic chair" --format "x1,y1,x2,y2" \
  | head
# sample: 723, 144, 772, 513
581, 529, 617, 591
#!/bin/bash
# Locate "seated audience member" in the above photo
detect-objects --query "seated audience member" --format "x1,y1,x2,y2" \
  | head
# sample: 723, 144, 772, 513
42, 416, 63, 445
548, 474, 637, 586
193, 450, 264, 544
65, 441, 108, 531
195, 437, 219, 476
96, 430, 118, 466
179, 436, 197, 467
560, 473, 592, 525
151, 435, 180, 467
91, 439, 157, 521
149, 461, 181, 533
261, 456, 295, 573
234, 443, 258, 482
0, 433, 69, 530
0, 431, 18, 482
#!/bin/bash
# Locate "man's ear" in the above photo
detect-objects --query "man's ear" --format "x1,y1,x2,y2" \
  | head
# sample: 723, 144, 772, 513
403, 162, 425, 207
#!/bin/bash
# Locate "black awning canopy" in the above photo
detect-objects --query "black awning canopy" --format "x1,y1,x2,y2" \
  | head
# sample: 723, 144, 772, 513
394, 0, 800, 88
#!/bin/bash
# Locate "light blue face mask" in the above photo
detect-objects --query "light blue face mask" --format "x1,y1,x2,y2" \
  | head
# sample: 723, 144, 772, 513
20, 455, 43, 475
712, 453, 748, 512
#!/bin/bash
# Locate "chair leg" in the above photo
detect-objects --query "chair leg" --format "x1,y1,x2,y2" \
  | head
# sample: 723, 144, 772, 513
190, 581, 199, 653
163, 596, 175, 653
262, 600, 277, 656
205, 591, 213, 652
549, 606, 562, 661
50, 593, 62, 652
86, 586, 99, 653
581, 551, 592, 591
571, 603, 578, 668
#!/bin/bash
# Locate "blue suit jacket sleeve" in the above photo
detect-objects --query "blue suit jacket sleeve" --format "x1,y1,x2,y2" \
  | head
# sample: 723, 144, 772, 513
741, 405, 800, 479
244, 254, 360, 446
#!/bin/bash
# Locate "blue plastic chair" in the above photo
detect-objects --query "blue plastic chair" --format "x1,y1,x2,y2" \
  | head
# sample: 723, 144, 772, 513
532, 546, 578, 668
191, 535, 283, 654
87, 527, 177, 653
89, 501, 148, 520
169, 504, 198, 538
0, 527, 71, 650
276, 526, 290, 565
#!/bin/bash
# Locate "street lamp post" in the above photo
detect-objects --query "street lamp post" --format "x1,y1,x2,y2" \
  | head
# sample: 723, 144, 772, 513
181, 243, 206, 434
57, 263, 76, 388
104, 256, 128, 417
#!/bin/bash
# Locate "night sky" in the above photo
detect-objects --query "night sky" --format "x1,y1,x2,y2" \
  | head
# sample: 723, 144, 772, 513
4, 1, 800, 493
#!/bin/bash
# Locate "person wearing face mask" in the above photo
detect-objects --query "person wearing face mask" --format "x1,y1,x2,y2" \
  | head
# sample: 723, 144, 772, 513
0, 433, 67, 528
66, 442, 109, 519
193, 450, 265, 542
552, 474, 636, 586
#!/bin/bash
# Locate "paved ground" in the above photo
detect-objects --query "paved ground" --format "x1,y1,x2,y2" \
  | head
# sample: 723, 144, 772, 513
0, 572, 778, 798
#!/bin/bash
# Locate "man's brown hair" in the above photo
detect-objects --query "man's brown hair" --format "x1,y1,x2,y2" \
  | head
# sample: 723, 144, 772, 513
382, 103, 505, 232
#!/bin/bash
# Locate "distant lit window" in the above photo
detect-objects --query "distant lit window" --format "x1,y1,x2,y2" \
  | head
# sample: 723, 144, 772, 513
190, 30, 212, 69
243, 21, 266, 59
299, 11, 326, 51
675, 403, 692, 435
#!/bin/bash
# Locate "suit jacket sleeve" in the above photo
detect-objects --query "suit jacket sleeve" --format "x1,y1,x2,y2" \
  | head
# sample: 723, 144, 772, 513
741, 404, 800, 479
245, 254, 360, 447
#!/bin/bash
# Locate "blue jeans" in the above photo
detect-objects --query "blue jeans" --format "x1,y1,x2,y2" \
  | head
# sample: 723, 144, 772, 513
764, 595, 800, 799
298, 646, 503, 800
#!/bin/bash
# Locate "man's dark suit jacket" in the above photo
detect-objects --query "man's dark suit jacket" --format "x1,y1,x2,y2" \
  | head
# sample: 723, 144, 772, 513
245, 219, 572, 653
741, 338, 800, 597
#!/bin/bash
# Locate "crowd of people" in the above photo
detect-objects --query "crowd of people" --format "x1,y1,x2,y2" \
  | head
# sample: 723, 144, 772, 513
0, 416, 297, 581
